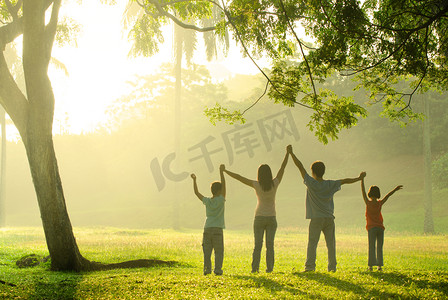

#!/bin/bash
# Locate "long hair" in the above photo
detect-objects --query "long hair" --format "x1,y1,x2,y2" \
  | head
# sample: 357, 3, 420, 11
257, 164, 274, 192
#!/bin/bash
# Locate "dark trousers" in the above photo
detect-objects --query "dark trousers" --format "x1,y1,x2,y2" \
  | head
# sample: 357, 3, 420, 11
305, 218, 336, 271
202, 227, 224, 275
252, 216, 277, 273
368, 227, 384, 267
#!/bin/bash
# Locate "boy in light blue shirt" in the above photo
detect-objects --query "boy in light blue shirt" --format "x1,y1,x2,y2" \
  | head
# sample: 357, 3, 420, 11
191, 164, 226, 275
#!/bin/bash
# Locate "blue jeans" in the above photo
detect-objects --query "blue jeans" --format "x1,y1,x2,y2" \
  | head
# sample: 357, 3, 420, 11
252, 216, 277, 273
202, 227, 224, 275
305, 218, 336, 271
368, 227, 384, 267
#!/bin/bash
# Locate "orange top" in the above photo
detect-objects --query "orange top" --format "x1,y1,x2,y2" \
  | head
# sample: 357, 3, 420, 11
365, 200, 385, 230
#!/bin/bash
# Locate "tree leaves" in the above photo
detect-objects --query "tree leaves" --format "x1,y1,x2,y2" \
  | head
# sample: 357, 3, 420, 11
128, 13, 165, 58
127, 0, 447, 143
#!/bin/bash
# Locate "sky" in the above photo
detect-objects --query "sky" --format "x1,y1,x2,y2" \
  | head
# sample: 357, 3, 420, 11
44, 1, 267, 136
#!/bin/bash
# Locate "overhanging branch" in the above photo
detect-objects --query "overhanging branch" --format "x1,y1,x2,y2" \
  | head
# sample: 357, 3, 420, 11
144, 0, 217, 32
220, 0, 312, 111
279, 0, 318, 102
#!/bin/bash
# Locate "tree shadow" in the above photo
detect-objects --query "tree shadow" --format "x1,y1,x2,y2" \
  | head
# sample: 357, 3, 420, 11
367, 271, 448, 296
232, 274, 309, 297
31, 274, 84, 300
293, 271, 401, 298
91, 259, 177, 270
17, 256, 179, 299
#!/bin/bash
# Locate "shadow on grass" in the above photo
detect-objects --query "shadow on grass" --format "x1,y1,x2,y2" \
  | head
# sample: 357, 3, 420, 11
367, 271, 448, 296
232, 274, 309, 297
26, 259, 181, 299
293, 271, 401, 298
31, 274, 84, 300
95, 259, 176, 270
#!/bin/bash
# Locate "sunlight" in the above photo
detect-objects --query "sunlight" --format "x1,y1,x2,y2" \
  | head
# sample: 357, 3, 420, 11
49, 1, 171, 135
4, 1, 267, 139
46, 2, 269, 135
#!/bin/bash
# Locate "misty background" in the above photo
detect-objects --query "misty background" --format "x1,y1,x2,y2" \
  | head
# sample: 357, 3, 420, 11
1, 2, 447, 235
3, 66, 447, 233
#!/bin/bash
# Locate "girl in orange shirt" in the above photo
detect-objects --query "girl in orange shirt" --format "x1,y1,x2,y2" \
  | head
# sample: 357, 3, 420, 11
361, 175, 403, 271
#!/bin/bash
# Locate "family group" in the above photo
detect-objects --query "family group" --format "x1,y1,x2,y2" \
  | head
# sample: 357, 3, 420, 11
190, 145, 403, 275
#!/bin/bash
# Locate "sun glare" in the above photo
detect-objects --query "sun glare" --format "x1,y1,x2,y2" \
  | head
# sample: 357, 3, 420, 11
5, 1, 267, 140
49, 1, 171, 135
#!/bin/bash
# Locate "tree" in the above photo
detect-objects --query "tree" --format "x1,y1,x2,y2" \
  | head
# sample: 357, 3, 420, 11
0, 0, 89, 271
137, 0, 447, 143
0, 1, 173, 271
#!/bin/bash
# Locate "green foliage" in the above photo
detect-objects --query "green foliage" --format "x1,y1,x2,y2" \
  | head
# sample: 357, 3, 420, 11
432, 152, 448, 189
168, 0, 213, 22
128, 14, 165, 57
55, 17, 81, 47
0, 0, 21, 21
204, 103, 245, 125
267, 60, 367, 143
216, 0, 447, 142
306, 89, 367, 144
0, 228, 447, 299
126, 0, 221, 59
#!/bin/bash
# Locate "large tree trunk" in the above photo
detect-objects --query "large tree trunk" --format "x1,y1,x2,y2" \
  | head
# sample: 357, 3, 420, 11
20, 0, 90, 271
423, 98, 434, 234
24, 130, 89, 270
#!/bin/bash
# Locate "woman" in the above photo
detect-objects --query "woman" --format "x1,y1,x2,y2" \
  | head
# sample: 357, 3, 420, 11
223, 146, 289, 273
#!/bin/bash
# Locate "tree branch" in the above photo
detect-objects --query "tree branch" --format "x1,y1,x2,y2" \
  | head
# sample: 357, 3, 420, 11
220, 0, 311, 110
4, 0, 19, 21
0, 54, 29, 138
44, 0, 61, 63
0, 17, 23, 51
373, 4, 448, 33
279, 0, 317, 102
145, 0, 217, 32
241, 80, 269, 115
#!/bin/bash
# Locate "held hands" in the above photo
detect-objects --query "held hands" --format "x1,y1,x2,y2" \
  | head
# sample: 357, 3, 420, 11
287, 144, 293, 154
220, 164, 225, 172
360, 172, 366, 179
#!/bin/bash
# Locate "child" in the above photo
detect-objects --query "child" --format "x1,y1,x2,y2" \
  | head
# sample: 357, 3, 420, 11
191, 164, 226, 275
223, 147, 289, 273
361, 174, 403, 271
287, 145, 365, 272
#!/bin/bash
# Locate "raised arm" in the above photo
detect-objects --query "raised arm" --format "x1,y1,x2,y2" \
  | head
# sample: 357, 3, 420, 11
223, 169, 253, 187
287, 145, 307, 180
340, 172, 366, 185
275, 147, 290, 183
361, 174, 368, 205
381, 185, 403, 205
190, 174, 204, 201
219, 164, 226, 198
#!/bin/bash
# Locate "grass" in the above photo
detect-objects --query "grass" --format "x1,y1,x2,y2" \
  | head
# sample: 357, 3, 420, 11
0, 227, 447, 299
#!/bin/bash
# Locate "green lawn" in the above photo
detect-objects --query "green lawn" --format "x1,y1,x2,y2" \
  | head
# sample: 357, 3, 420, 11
0, 227, 447, 299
